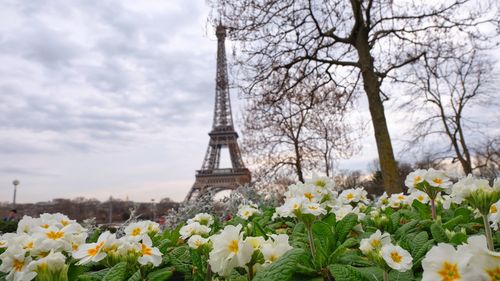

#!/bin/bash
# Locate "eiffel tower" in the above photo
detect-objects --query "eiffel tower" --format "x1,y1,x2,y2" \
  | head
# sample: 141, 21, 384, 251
184, 24, 251, 202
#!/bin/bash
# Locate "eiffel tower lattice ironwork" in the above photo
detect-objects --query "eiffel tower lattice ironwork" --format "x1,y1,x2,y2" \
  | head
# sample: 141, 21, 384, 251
185, 24, 251, 202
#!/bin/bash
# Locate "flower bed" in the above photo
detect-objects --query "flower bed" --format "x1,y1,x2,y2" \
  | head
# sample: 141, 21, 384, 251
1, 169, 499, 281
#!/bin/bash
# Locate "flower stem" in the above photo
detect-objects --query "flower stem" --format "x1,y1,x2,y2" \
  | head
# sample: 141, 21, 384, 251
482, 213, 494, 251
430, 198, 437, 220
383, 269, 389, 281
305, 223, 316, 259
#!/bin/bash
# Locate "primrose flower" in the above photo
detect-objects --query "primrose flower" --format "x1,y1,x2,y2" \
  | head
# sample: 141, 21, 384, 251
275, 197, 304, 218
208, 224, 253, 276
137, 236, 162, 267
188, 235, 209, 249
302, 202, 327, 216
489, 200, 500, 230
245, 236, 266, 251
261, 234, 293, 264
179, 222, 211, 240
459, 235, 500, 280
409, 190, 430, 204
237, 205, 261, 220
124, 221, 150, 241
388, 193, 409, 208
424, 169, 452, 189
187, 213, 214, 226
339, 188, 362, 204
380, 244, 412, 272
0, 247, 37, 281
28, 251, 67, 278
359, 230, 391, 255
73, 231, 113, 265
405, 169, 427, 192
421, 243, 472, 281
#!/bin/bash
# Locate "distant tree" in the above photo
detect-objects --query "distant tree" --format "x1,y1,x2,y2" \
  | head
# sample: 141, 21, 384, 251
404, 49, 499, 175
213, 0, 498, 194
241, 75, 356, 182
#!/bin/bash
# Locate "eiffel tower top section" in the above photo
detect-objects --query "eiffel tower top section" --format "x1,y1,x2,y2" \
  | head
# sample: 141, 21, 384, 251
212, 24, 234, 132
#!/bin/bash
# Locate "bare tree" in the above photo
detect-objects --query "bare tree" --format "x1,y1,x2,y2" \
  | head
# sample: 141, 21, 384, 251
404, 49, 498, 175
212, 0, 499, 194
242, 76, 352, 182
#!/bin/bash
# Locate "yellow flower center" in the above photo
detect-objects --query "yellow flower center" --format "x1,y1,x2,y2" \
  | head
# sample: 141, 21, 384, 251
269, 255, 278, 262
308, 205, 318, 210
61, 220, 69, 226
390, 251, 402, 263
304, 192, 314, 201
194, 240, 202, 247
347, 193, 354, 200
87, 242, 104, 257
228, 240, 239, 253
487, 267, 500, 281
398, 195, 405, 200
23, 241, 34, 250
13, 259, 24, 272
42, 224, 49, 229
370, 239, 381, 248
243, 211, 251, 217
141, 243, 152, 256
437, 262, 461, 281
292, 203, 300, 210
490, 205, 497, 214
46, 231, 64, 240
418, 195, 425, 202
433, 178, 443, 185
72, 243, 79, 251
414, 176, 422, 184
131, 227, 141, 236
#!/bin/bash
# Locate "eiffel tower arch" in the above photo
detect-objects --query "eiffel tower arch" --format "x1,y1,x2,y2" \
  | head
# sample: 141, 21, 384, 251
184, 24, 251, 202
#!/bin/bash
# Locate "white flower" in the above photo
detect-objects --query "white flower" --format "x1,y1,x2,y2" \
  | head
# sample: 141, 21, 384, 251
359, 230, 391, 255
421, 243, 472, 281
124, 221, 150, 241
380, 244, 412, 272
0, 247, 37, 281
16, 216, 39, 235
409, 190, 430, 204
33, 224, 79, 252
339, 188, 361, 204
145, 221, 160, 233
306, 174, 336, 191
179, 222, 211, 240
489, 200, 500, 230
188, 235, 209, 249
275, 197, 304, 218
459, 235, 500, 280
73, 231, 112, 265
449, 174, 490, 205
302, 202, 327, 216
237, 205, 261, 220
138, 235, 162, 267
388, 193, 409, 208
245, 236, 266, 251
424, 168, 452, 189
28, 250, 66, 272
405, 169, 427, 192
208, 224, 253, 276
261, 234, 293, 264
331, 204, 355, 220
187, 213, 214, 226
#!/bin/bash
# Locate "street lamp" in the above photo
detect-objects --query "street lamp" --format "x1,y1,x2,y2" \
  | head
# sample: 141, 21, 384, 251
151, 198, 156, 221
12, 180, 20, 208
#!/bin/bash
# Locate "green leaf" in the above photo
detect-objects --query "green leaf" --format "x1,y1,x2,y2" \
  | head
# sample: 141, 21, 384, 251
147, 268, 173, 281
329, 264, 369, 281
312, 221, 333, 266
253, 248, 306, 281
335, 213, 358, 244
127, 271, 141, 281
394, 220, 419, 239
450, 232, 468, 245
78, 269, 109, 281
329, 238, 358, 264
67, 263, 89, 281
410, 231, 428, 256
388, 269, 415, 281
412, 200, 431, 219
102, 262, 127, 281
430, 223, 448, 243
443, 215, 466, 230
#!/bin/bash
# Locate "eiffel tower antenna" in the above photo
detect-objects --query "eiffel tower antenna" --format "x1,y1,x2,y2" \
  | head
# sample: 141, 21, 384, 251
185, 23, 251, 202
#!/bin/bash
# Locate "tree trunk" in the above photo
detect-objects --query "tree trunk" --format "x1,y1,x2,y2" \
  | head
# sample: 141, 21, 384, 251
293, 139, 305, 183
352, 7, 402, 194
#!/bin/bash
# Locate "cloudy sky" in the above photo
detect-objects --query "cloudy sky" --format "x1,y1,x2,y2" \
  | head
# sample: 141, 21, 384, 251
0, 0, 497, 203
